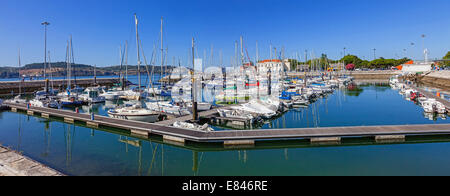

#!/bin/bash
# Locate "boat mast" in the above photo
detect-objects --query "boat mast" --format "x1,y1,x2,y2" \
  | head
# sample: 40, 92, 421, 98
134, 14, 141, 92
70, 36, 77, 87
48, 51, 54, 90
234, 41, 238, 104
192, 37, 198, 120
66, 41, 71, 90
18, 48, 21, 96
160, 17, 164, 88
125, 41, 129, 82
41, 21, 50, 80
256, 41, 260, 99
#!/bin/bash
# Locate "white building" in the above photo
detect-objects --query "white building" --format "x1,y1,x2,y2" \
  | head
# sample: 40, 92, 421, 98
256, 59, 291, 73
401, 61, 433, 73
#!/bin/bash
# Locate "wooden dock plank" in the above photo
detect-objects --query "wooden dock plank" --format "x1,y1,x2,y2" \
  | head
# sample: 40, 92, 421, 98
3, 102, 450, 143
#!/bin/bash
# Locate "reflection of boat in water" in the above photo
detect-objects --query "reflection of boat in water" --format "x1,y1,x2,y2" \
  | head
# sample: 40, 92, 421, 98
421, 98, 447, 114
119, 138, 142, 147
423, 112, 448, 121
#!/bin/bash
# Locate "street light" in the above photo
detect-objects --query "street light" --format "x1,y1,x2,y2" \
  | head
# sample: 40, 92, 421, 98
373, 48, 376, 60
41, 21, 50, 79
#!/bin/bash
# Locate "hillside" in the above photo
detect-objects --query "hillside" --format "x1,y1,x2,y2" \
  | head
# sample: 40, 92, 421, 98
0, 62, 174, 78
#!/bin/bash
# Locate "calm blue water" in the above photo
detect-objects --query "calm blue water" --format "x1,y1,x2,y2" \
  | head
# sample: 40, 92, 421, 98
263, 84, 448, 129
0, 82, 449, 176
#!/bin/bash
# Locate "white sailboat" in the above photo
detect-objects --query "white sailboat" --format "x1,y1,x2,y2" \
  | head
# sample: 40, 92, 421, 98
108, 14, 160, 123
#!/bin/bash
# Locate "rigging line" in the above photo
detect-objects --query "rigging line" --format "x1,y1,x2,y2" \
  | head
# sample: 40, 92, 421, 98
141, 41, 161, 111
48, 51, 54, 90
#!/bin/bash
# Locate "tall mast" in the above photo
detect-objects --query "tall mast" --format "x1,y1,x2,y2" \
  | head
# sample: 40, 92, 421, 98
256, 41, 259, 64
270, 43, 272, 59
134, 14, 141, 92
161, 17, 164, 87
192, 37, 198, 120
210, 44, 214, 67
125, 41, 128, 81
48, 51, 54, 90
18, 48, 21, 95
119, 45, 122, 83
66, 41, 71, 90
256, 41, 260, 99
70, 35, 77, 86
240, 36, 244, 65
41, 21, 50, 80
235, 41, 238, 68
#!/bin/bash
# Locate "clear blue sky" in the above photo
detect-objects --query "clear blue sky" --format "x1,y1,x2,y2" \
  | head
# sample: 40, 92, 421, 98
1, 0, 449, 67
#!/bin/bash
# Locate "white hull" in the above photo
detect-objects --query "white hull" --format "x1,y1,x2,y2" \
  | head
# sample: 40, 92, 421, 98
108, 113, 159, 123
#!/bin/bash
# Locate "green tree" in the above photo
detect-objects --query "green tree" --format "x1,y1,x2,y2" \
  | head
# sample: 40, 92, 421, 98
443, 51, 450, 67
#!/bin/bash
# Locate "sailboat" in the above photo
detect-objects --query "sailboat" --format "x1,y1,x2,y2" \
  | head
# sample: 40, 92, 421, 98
12, 49, 28, 104
59, 37, 84, 107
100, 43, 129, 100
108, 14, 160, 123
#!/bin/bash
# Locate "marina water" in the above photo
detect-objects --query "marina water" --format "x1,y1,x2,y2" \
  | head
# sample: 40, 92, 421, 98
0, 77, 449, 176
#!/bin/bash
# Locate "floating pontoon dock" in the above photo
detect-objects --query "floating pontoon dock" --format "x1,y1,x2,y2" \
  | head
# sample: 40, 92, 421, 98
3, 102, 450, 145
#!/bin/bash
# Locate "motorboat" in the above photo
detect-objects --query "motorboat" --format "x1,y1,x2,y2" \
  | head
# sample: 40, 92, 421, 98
10, 95, 27, 104
29, 96, 60, 108
100, 88, 124, 100
217, 109, 256, 123
107, 105, 159, 123
231, 100, 277, 119
80, 87, 106, 104
435, 102, 447, 114
185, 102, 212, 112
292, 98, 309, 106
57, 86, 84, 97
422, 99, 436, 113
172, 121, 214, 132
59, 96, 84, 107
146, 101, 191, 116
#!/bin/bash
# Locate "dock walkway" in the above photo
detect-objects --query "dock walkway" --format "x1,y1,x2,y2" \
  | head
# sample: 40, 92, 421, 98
3, 102, 450, 144
0, 146, 64, 176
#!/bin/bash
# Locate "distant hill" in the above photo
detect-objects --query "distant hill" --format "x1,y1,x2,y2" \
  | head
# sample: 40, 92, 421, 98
0, 62, 175, 78
24, 62, 92, 69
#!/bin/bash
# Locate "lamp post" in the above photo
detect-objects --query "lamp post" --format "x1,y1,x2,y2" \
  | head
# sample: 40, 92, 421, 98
373, 48, 376, 60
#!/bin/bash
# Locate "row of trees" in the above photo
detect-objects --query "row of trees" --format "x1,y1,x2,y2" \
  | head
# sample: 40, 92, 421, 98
443, 51, 450, 67
338, 55, 411, 69
289, 54, 411, 70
